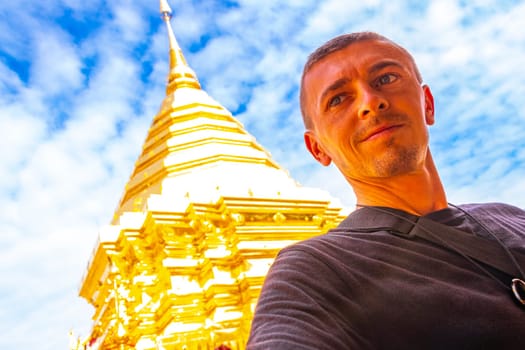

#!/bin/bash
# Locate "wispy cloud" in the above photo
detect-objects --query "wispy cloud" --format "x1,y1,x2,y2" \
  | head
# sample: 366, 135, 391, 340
1, 0, 525, 348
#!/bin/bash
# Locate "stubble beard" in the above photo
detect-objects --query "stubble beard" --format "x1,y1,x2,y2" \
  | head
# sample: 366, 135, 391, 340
370, 138, 420, 177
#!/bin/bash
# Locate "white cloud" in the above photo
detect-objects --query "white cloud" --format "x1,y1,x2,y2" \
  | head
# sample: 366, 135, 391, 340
0, 106, 46, 190
30, 28, 84, 95
109, 2, 149, 44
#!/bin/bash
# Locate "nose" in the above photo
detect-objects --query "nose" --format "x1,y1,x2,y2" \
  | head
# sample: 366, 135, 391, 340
357, 85, 389, 119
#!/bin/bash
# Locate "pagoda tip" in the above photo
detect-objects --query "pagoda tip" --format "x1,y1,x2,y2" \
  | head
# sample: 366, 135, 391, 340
160, 0, 173, 17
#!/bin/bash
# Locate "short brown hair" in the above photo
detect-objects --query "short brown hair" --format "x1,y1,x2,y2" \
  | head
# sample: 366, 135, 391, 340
299, 32, 423, 129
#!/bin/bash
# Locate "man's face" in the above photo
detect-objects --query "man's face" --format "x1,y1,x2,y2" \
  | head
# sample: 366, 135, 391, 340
303, 39, 435, 181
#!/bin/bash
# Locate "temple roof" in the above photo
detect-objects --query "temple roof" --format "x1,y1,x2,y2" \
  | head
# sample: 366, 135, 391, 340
77, 2, 344, 347
111, 0, 308, 223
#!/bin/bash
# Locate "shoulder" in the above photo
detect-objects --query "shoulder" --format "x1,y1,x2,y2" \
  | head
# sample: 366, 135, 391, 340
460, 202, 525, 227
270, 228, 370, 278
262, 235, 348, 291
247, 235, 363, 349
460, 202, 525, 247
461, 202, 525, 217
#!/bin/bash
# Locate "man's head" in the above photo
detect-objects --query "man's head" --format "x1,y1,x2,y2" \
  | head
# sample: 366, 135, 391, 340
300, 32, 434, 181
300, 32, 423, 129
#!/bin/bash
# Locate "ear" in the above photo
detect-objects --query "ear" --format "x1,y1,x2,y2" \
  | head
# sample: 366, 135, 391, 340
304, 131, 332, 166
422, 84, 435, 125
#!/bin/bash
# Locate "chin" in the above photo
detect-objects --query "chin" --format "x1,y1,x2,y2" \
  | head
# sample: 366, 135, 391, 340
372, 148, 420, 177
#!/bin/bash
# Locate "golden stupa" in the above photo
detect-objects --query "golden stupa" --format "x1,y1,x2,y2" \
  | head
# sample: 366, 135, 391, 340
75, 1, 345, 349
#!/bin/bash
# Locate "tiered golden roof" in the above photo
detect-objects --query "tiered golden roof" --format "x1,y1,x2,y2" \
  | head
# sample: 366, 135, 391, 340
76, 1, 345, 349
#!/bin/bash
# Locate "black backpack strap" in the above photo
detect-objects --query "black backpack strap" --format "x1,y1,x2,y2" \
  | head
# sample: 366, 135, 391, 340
337, 206, 525, 278
411, 216, 525, 277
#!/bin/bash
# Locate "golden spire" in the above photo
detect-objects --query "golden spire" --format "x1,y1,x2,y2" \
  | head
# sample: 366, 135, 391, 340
77, 4, 346, 349
160, 0, 201, 92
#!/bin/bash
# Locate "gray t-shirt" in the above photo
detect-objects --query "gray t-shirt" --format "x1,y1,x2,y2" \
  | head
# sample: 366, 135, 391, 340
247, 203, 525, 349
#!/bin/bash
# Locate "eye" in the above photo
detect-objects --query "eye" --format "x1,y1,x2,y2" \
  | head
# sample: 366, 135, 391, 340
376, 73, 398, 87
328, 94, 346, 108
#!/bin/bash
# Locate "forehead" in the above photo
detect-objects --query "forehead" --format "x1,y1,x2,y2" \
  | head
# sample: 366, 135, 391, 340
303, 39, 414, 101
308, 39, 412, 78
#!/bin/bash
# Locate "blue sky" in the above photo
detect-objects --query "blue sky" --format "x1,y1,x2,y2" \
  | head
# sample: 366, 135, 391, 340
1, 0, 525, 348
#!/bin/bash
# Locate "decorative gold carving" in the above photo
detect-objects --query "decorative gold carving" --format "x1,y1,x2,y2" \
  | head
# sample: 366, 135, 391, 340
73, 1, 345, 348
272, 212, 286, 223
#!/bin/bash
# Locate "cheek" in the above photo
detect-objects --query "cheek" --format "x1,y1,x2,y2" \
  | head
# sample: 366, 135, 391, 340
397, 96, 426, 122
329, 128, 355, 159
315, 108, 358, 154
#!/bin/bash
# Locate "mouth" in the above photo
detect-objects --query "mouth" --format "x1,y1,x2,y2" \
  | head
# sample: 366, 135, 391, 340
360, 124, 403, 143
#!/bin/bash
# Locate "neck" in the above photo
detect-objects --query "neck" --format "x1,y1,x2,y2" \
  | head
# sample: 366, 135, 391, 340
351, 151, 448, 215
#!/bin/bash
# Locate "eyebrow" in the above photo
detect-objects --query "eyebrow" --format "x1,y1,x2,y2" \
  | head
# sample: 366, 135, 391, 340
368, 60, 404, 75
319, 77, 350, 106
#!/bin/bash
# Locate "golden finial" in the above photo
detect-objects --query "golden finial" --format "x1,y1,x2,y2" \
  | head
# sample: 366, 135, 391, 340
160, 0, 172, 15
160, 0, 201, 91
